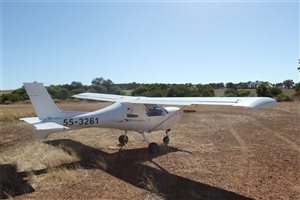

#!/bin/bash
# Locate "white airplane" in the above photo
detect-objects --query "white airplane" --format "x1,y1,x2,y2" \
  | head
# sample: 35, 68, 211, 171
21, 82, 276, 153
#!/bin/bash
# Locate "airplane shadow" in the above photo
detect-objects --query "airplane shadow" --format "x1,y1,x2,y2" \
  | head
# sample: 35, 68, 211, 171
42, 139, 253, 200
0, 164, 34, 199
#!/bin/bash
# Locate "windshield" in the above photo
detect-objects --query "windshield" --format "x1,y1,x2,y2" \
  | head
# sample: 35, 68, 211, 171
145, 104, 168, 116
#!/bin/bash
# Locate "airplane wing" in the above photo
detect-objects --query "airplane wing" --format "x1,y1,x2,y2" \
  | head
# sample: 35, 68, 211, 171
20, 117, 69, 131
73, 93, 276, 109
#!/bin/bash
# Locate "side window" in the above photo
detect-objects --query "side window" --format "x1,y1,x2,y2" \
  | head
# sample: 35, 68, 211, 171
127, 106, 139, 118
145, 105, 166, 117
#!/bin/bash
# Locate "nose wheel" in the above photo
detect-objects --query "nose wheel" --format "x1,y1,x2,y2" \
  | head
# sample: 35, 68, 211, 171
119, 135, 128, 146
148, 142, 159, 154
163, 136, 170, 145
163, 129, 171, 145
139, 130, 171, 154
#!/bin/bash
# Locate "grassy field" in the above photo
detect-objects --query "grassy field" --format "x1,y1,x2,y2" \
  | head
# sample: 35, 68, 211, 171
0, 101, 299, 199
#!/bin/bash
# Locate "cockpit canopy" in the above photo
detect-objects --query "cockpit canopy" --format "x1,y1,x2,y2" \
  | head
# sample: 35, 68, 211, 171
145, 104, 168, 117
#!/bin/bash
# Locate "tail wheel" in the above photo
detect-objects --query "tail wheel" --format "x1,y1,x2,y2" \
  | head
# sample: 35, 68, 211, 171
148, 142, 159, 154
119, 135, 128, 145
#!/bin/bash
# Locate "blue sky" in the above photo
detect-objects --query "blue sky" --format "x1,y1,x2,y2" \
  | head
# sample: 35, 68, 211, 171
1, 1, 299, 90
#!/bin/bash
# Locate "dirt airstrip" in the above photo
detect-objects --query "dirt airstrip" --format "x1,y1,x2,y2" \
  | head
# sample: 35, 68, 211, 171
0, 102, 299, 199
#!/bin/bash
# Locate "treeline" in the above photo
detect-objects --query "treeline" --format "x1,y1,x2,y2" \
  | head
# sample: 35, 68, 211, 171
0, 78, 125, 104
130, 81, 300, 102
1, 78, 299, 104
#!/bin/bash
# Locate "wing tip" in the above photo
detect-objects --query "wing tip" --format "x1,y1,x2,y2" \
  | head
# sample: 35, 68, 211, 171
248, 97, 277, 109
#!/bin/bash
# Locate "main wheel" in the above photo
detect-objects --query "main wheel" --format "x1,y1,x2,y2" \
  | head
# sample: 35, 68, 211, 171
148, 142, 159, 154
163, 136, 170, 145
119, 135, 128, 145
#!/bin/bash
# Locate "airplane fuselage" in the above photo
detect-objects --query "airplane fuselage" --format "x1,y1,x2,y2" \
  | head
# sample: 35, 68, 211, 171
44, 103, 182, 133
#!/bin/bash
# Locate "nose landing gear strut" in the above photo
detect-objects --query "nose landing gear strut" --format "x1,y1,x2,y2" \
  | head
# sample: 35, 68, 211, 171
163, 129, 171, 145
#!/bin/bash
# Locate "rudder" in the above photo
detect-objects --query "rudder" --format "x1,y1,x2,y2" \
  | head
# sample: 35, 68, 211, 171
24, 82, 62, 120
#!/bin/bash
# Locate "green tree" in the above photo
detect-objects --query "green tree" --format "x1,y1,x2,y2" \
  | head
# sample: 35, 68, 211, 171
91, 77, 104, 85
54, 88, 70, 100
90, 77, 123, 94
238, 89, 251, 97
0, 93, 21, 103
11, 87, 28, 100
294, 82, 300, 97
224, 88, 238, 97
198, 85, 214, 97
132, 84, 166, 97
283, 79, 294, 89
89, 85, 107, 93
166, 85, 191, 97
70, 81, 83, 89
256, 83, 272, 97
269, 87, 282, 97
102, 79, 114, 92
226, 82, 236, 89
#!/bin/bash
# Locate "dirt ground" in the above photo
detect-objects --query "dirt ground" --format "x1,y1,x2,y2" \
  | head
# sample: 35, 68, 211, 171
0, 101, 299, 200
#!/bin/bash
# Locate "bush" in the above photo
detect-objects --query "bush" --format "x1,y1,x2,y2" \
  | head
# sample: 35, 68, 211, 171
294, 82, 300, 97
0, 93, 22, 103
132, 84, 167, 97
270, 87, 282, 96
224, 88, 238, 97
238, 89, 251, 97
167, 85, 191, 97
198, 85, 215, 97
256, 83, 272, 97
276, 93, 293, 102
54, 88, 70, 100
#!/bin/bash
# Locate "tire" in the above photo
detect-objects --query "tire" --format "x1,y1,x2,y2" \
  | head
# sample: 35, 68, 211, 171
119, 135, 128, 145
163, 136, 170, 145
148, 142, 159, 154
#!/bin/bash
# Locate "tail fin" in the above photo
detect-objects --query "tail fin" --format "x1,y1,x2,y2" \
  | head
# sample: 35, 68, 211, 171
24, 82, 62, 120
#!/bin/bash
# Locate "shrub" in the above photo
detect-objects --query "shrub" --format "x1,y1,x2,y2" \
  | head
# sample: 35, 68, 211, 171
270, 87, 282, 96
54, 88, 70, 100
224, 88, 237, 97
256, 83, 272, 97
276, 93, 293, 102
198, 85, 215, 97
238, 89, 251, 97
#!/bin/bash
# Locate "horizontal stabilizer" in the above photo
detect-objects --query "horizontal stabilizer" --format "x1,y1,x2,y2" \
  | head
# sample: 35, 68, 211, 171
32, 122, 69, 131
20, 117, 41, 124
20, 117, 69, 131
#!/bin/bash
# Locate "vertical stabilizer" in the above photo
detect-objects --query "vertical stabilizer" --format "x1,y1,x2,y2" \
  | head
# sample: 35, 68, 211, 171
24, 82, 62, 120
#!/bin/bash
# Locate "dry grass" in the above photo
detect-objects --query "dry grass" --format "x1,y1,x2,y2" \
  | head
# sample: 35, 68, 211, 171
0, 101, 299, 199
27, 166, 80, 191
44, 167, 77, 183
138, 173, 166, 200
144, 193, 165, 200
44, 147, 77, 168
0, 141, 77, 171
0, 102, 109, 123
139, 174, 159, 194
0, 104, 35, 122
